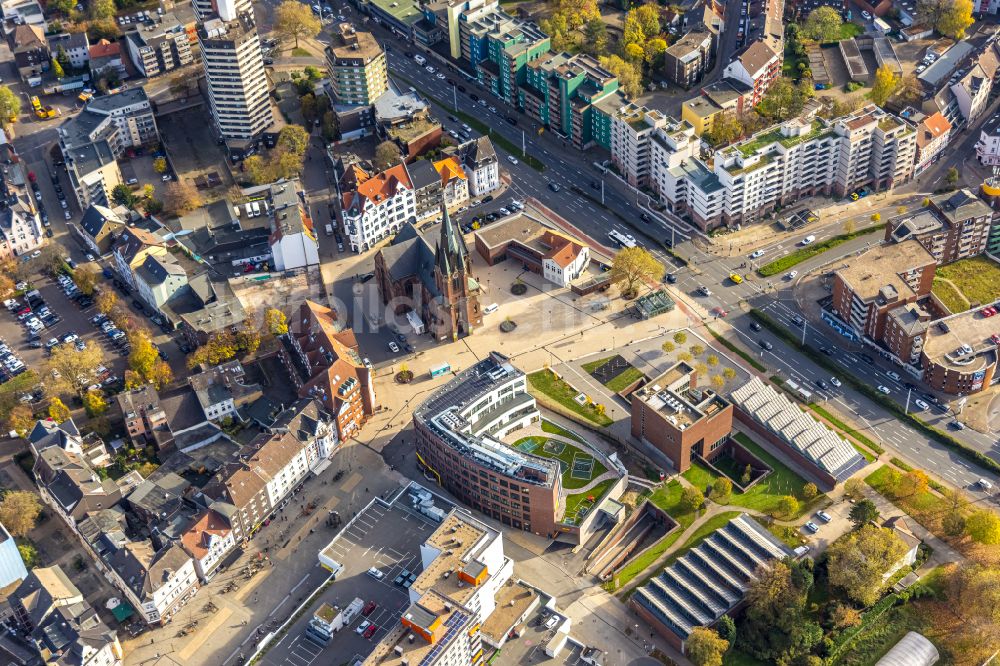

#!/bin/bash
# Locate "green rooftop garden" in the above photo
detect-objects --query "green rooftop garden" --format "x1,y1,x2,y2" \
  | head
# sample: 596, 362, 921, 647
512, 434, 608, 490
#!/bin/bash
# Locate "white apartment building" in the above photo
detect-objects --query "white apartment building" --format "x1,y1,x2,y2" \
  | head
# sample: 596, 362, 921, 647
976, 111, 1000, 166
105, 541, 199, 625
459, 136, 500, 196
265, 181, 320, 271
180, 509, 236, 583
198, 0, 273, 152
654, 105, 916, 230
340, 163, 415, 252
542, 243, 589, 287
610, 103, 671, 188
914, 112, 952, 175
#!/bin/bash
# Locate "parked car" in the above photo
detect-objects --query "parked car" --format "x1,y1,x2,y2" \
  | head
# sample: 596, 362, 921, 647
816, 510, 832, 523
804, 521, 819, 533
877, 385, 891, 394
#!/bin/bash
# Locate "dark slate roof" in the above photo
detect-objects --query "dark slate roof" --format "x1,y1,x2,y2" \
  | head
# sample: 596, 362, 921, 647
28, 419, 80, 453
406, 159, 440, 190
459, 136, 496, 169
79, 204, 124, 240
379, 221, 441, 298
135, 252, 185, 286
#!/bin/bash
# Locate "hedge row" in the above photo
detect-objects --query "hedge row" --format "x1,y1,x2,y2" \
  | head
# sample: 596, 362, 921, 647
705, 325, 767, 372
392, 74, 545, 172
748, 308, 1000, 476
757, 224, 885, 277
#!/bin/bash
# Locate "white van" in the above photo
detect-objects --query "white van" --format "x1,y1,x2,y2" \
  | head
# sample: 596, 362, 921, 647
244, 203, 254, 217
483, 303, 499, 315
251, 201, 261, 217
414, 54, 426, 65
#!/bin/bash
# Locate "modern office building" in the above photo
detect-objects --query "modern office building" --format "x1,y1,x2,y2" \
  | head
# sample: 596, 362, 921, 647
326, 23, 387, 106
632, 514, 789, 651
412, 352, 625, 542
884, 189, 994, 266
197, 0, 273, 158
630, 362, 733, 473
830, 239, 937, 342
58, 88, 158, 209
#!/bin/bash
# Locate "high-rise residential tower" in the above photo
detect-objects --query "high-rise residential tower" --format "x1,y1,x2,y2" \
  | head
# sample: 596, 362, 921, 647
195, 0, 273, 158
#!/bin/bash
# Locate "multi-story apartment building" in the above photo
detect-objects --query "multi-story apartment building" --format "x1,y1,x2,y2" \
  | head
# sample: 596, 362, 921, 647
339, 162, 414, 253
125, 13, 193, 78
475, 13, 549, 105
630, 362, 733, 473
914, 112, 952, 175
420, 0, 498, 60
179, 509, 235, 583
198, 0, 273, 157
278, 300, 375, 440
520, 52, 620, 149
610, 103, 672, 188
47, 31, 90, 69
721, 40, 780, 108
663, 28, 714, 88
103, 540, 199, 625
326, 23, 387, 106
458, 136, 499, 196
659, 105, 916, 230
884, 189, 994, 265
976, 111, 1000, 166
830, 239, 936, 342
58, 89, 158, 209
0, 147, 43, 260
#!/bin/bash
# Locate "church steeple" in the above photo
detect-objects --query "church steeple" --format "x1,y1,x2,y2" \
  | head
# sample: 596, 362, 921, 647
435, 203, 466, 277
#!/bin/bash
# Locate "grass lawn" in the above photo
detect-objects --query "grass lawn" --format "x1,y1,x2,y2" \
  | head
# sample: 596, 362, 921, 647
701, 433, 821, 518
647, 480, 699, 530
767, 522, 807, 548
758, 225, 884, 277
564, 478, 614, 524
840, 21, 864, 40
527, 370, 613, 427
932, 277, 970, 313
935, 255, 1000, 308
540, 419, 583, 443
291, 47, 311, 57
581, 357, 613, 373
605, 367, 645, 393
682, 460, 718, 491
864, 465, 953, 529
513, 435, 608, 490
606, 528, 685, 592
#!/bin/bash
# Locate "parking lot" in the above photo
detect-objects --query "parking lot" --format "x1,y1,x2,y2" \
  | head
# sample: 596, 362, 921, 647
0, 268, 131, 396
260, 493, 449, 666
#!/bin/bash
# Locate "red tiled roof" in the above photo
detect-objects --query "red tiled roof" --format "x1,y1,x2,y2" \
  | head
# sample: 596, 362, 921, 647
89, 39, 120, 58
180, 509, 231, 560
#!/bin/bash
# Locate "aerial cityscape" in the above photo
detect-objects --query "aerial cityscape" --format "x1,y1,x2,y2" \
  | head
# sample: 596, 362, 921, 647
0, 0, 996, 662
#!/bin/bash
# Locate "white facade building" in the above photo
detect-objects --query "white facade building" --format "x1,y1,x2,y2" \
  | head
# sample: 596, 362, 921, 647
542, 244, 589, 287
339, 163, 415, 252
610, 103, 671, 188
105, 541, 199, 625
264, 181, 320, 271
458, 136, 500, 196
180, 509, 237, 582
977, 111, 1000, 166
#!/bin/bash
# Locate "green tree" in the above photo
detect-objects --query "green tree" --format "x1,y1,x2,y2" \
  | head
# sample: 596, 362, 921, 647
264, 308, 289, 335
710, 476, 732, 502
632, 4, 661, 40
673, 332, 687, 344
73, 265, 98, 296
274, 0, 321, 47
644, 38, 667, 66
610, 246, 663, 297
826, 524, 907, 605
716, 614, 736, 643
919, 0, 973, 38
17, 540, 38, 568
704, 111, 743, 146
374, 140, 400, 170
300, 93, 318, 123
966, 509, 1000, 545
49, 0, 74, 13
945, 166, 960, 188
776, 495, 799, 518
680, 486, 704, 513
757, 77, 811, 121
82, 389, 108, 417
599, 55, 643, 99
739, 560, 820, 663
51, 57, 65, 79
6, 404, 34, 438
801, 482, 818, 500
89, 0, 115, 20
942, 512, 966, 537
686, 626, 728, 666
869, 64, 901, 106
153, 156, 168, 173
278, 124, 310, 156
321, 111, 340, 142
0, 491, 41, 537
802, 6, 843, 42
304, 65, 322, 81
0, 86, 22, 123
48, 397, 69, 421
111, 183, 139, 210
849, 498, 880, 528
47, 342, 106, 397
582, 18, 608, 56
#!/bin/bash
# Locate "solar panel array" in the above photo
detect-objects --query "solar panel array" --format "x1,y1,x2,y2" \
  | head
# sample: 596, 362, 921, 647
634, 514, 790, 640
418, 608, 470, 666
729, 377, 867, 481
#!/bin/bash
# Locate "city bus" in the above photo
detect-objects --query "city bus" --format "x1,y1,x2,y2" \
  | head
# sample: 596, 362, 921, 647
608, 230, 636, 248
429, 362, 451, 378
